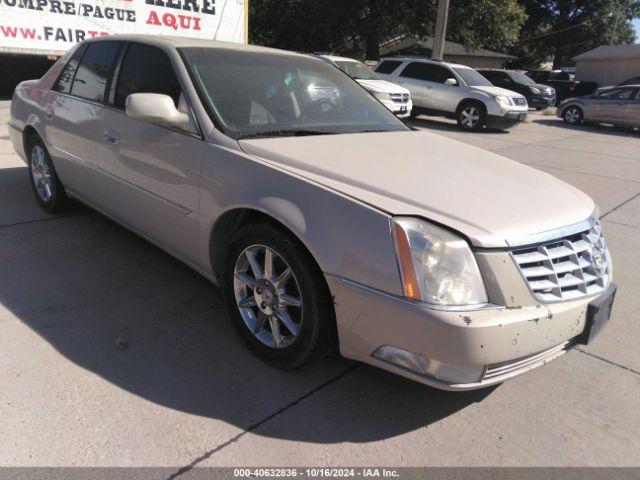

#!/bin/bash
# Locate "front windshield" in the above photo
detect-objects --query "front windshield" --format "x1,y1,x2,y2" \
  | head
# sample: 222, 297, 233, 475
181, 48, 407, 139
508, 71, 536, 85
453, 67, 493, 87
335, 61, 379, 80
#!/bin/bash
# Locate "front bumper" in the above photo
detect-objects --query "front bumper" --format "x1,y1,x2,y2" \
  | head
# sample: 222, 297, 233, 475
529, 94, 556, 108
381, 99, 413, 118
486, 110, 528, 130
327, 273, 609, 391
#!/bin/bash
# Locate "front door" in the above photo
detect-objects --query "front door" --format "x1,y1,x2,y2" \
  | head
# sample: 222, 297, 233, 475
99, 42, 205, 263
587, 87, 636, 124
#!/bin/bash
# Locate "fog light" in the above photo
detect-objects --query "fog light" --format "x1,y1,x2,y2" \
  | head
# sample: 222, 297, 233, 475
373, 346, 430, 376
429, 361, 484, 384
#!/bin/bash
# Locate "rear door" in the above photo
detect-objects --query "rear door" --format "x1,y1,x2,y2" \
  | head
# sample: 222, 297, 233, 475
99, 42, 205, 262
47, 41, 124, 199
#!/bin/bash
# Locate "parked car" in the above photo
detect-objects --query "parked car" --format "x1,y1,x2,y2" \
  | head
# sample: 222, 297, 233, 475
557, 85, 640, 128
10, 36, 615, 391
375, 58, 528, 131
315, 55, 412, 118
527, 70, 598, 104
478, 69, 556, 110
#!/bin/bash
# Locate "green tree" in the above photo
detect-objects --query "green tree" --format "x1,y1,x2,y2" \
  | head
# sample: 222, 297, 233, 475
510, 0, 640, 69
249, 0, 526, 60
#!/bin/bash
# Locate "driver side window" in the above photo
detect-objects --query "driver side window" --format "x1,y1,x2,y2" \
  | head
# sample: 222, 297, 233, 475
114, 43, 182, 109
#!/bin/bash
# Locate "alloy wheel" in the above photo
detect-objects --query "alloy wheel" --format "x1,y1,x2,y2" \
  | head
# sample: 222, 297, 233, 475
233, 245, 303, 349
30, 145, 53, 202
461, 106, 480, 129
564, 107, 581, 125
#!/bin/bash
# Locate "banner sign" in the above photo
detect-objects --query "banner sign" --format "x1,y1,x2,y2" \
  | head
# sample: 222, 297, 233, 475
0, 0, 247, 55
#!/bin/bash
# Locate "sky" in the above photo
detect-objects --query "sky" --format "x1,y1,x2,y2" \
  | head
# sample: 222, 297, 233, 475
634, 19, 640, 43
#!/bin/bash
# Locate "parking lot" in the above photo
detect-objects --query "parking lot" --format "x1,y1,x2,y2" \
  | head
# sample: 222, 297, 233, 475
1, 99, 639, 469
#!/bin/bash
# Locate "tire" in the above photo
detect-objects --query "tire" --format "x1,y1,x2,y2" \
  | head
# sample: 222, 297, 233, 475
562, 106, 583, 125
457, 102, 486, 131
27, 134, 69, 213
222, 223, 336, 369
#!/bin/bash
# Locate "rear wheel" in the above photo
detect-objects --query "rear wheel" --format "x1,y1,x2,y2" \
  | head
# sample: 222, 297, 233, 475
563, 106, 583, 125
222, 223, 335, 369
457, 102, 486, 131
27, 135, 69, 213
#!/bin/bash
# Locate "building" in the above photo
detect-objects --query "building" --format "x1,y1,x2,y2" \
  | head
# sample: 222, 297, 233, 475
379, 35, 516, 69
574, 44, 640, 86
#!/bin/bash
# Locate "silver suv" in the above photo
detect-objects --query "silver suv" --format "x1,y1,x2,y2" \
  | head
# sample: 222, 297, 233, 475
375, 58, 529, 130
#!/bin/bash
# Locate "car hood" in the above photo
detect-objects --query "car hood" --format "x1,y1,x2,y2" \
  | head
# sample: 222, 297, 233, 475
239, 130, 594, 248
471, 85, 526, 98
355, 78, 410, 95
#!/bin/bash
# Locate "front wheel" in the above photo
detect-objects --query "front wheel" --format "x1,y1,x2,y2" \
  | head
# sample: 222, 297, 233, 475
222, 223, 336, 369
457, 103, 486, 131
563, 106, 583, 125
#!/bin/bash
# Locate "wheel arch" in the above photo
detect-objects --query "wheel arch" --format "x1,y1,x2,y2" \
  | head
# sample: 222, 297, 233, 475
456, 98, 487, 115
22, 124, 42, 155
209, 206, 323, 286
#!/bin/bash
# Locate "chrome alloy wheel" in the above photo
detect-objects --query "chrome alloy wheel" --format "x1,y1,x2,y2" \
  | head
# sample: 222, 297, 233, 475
460, 105, 481, 129
30, 145, 53, 202
233, 245, 303, 349
564, 107, 581, 124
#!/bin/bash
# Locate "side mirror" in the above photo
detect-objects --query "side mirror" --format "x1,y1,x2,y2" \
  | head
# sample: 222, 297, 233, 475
444, 78, 458, 87
126, 93, 191, 129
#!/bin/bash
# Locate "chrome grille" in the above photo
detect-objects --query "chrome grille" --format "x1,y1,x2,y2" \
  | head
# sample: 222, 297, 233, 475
390, 93, 410, 104
484, 340, 575, 381
511, 221, 610, 303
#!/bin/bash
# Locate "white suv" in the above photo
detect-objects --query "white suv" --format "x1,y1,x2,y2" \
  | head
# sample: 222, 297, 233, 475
318, 55, 413, 118
375, 58, 529, 130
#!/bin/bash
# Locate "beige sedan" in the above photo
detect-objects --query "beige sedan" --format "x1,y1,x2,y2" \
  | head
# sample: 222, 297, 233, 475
9, 35, 616, 390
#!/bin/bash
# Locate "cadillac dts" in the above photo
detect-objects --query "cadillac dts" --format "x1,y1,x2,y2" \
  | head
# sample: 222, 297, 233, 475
9, 35, 616, 390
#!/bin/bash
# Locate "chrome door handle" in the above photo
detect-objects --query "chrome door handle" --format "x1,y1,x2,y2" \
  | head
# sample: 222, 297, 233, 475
104, 129, 120, 144
45, 109, 54, 120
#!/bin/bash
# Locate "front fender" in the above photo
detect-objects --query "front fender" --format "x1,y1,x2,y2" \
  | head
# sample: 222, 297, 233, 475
198, 142, 404, 297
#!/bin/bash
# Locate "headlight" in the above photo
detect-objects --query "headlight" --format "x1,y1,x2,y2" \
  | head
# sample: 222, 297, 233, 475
529, 86, 541, 95
392, 218, 488, 306
494, 95, 511, 108
372, 91, 391, 102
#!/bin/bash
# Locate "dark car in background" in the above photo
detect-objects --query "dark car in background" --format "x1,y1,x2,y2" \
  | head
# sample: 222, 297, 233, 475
527, 70, 598, 104
478, 69, 555, 110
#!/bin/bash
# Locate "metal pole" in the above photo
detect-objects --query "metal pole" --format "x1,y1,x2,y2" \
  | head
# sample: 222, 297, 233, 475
432, 0, 450, 61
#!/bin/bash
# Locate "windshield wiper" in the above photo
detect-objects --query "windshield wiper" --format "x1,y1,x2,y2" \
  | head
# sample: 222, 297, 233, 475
237, 129, 338, 140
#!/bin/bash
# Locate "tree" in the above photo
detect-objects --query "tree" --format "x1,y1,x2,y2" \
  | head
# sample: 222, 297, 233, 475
509, 0, 640, 69
249, 0, 526, 60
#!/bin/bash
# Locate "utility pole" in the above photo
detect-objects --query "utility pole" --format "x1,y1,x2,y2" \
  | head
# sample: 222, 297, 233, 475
610, 7, 620, 45
432, 0, 450, 61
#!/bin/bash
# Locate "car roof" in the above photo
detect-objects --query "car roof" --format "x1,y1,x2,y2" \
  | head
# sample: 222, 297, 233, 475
378, 57, 470, 68
80, 34, 301, 57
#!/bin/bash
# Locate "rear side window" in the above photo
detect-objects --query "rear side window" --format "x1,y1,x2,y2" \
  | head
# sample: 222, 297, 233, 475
375, 60, 402, 74
400, 62, 433, 81
114, 44, 182, 109
71, 42, 122, 103
53, 45, 87, 94
400, 62, 451, 83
